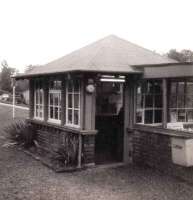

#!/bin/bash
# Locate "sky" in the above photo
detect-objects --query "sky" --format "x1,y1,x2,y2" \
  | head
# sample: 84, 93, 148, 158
0, 0, 193, 72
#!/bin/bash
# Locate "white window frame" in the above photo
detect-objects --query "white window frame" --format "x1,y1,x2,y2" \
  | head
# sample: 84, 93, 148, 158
169, 80, 193, 123
136, 80, 163, 125
66, 79, 81, 128
34, 80, 44, 120
48, 89, 61, 124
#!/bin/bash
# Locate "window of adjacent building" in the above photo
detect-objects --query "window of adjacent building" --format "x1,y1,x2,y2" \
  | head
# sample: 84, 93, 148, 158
48, 79, 62, 123
34, 79, 44, 120
169, 80, 193, 123
66, 79, 80, 127
136, 80, 163, 124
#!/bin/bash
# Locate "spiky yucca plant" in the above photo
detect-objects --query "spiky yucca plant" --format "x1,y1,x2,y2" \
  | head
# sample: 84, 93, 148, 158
5, 120, 35, 148
52, 136, 78, 167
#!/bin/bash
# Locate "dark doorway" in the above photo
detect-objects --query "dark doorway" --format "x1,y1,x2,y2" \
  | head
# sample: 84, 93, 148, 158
95, 81, 124, 164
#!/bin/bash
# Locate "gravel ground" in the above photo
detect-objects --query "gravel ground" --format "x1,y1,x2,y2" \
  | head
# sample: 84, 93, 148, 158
1, 104, 193, 200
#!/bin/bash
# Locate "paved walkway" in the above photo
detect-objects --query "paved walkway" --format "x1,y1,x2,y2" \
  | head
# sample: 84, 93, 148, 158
1, 103, 193, 200
1, 134, 193, 200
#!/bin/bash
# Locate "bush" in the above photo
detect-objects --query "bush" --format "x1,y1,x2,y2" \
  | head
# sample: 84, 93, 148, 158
5, 121, 35, 148
52, 137, 78, 167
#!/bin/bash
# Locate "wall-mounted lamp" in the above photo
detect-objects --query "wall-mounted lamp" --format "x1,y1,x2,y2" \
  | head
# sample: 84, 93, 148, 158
100, 78, 125, 83
86, 78, 95, 93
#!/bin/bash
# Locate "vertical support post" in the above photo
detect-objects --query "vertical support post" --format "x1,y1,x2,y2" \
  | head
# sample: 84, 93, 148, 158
12, 85, 16, 119
77, 134, 82, 168
162, 78, 168, 128
43, 77, 49, 122
123, 76, 134, 164
82, 75, 96, 166
84, 78, 96, 130
29, 79, 34, 119
80, 78, 85, 129
61, 77, 66, 125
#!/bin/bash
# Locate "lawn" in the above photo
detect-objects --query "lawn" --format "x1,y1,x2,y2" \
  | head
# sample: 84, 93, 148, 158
1, 104, 193, 200
0, 105, 28, 137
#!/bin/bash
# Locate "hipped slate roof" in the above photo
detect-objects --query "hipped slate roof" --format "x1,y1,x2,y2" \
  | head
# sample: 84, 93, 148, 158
16, 35, 177, 78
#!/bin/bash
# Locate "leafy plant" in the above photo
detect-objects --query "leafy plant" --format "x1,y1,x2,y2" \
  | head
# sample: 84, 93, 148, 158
4, 120, 35, 148
52, 136, 78, 167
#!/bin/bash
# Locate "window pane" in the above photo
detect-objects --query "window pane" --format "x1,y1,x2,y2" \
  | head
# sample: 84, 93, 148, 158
74, 94, 79, 108
39, 80, 43, 89
141, 83, 146, 94
36, 106, 38, 116
54, 80, 62, 90
154, 95, 162, 107
177, 95, 185, 108
54, 94, 59, 106
178, 82, 185, 95
137, 85, 142, 94
146, 81, 154, 94
39, 105, 43, 111
39, 106, 43, 118
154, 81, 162, 94
169, 95, 177, 108
68, 109, 72, 124
170, 109, 177, 122
50, 106, 53, 118
186, 82, 193, 95
145, 95, 153, 107
187, 110, 193, 122
186, 95, 193, 108
137, 94, 143, 109
59, 107, 61, 120
54, 107, 58, 119
68, 94, 73, 108
59, 94, 61, 107
68, 81, 73, 92
49, 80, 54, 89
178, 109, 186, 122
74, 110, 79, 125
50, 93, 53, 105
74, 79, 80, 92
170, 82, 177, 95
144, 110, 153, 124
40, 90, 43, 104
136, 111, 143, 123
39, 111, 43, 118
154, 110, 162, 123
36, 91, 38, 103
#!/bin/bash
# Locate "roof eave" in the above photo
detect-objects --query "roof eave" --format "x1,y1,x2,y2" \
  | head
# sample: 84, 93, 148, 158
14, 68, 143, 80
132, 62, 193, 68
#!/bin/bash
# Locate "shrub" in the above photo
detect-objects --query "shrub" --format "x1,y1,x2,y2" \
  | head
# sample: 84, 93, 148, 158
52, 137, 78, 167
5, 120, 35, 148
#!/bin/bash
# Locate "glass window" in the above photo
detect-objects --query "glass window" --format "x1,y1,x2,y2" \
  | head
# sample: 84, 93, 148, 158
144, 110, 153, 124
66, 79, 80, 127
136, 80, 163, 124
48, 79, 62, 123
34, 79, 44, 120
169, 80, 193, 123
136, 110, 143, 123
187, 110, 193, 122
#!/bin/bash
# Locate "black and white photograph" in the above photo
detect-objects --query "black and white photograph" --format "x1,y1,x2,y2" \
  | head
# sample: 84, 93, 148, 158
1, 0, 193, 199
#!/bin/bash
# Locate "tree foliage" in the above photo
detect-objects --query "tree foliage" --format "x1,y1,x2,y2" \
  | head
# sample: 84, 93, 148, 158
0, 60, 29, 93
0, 60, 16, 92
167, 49, 193, 62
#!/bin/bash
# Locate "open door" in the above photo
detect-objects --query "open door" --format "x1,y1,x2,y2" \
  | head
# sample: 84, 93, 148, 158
95, 80, 124, 164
